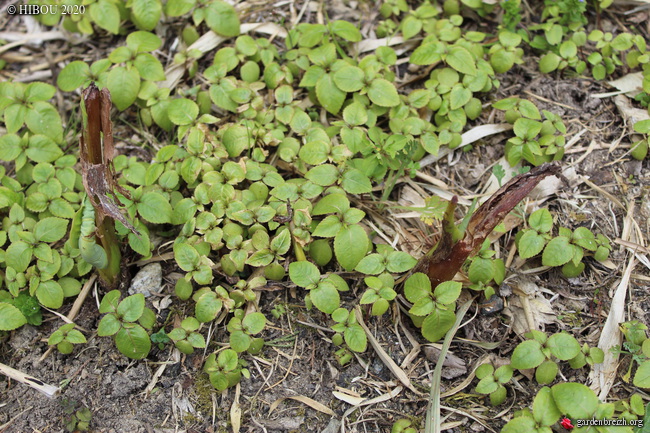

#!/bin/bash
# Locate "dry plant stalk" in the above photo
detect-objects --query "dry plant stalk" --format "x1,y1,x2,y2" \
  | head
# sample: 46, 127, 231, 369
80, 84, 138, 287
0, 362, 60, 398
416, 161, 562, 286
81, 84, 137, 233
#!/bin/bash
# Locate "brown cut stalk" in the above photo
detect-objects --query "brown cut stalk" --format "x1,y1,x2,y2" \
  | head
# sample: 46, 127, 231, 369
415, 162, 562, 287
80, 83, 138, 287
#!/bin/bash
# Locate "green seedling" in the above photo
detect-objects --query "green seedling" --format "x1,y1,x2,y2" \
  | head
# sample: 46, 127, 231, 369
359, 273, 397, 316
2, 1, 645, 430
614, 394, 646, 424
503, 383, 637, 433
568, 343, 605, 369
167, 316, 206, 355
62, 399, 92, 432
614, 321, 650, 388
631, 119, 650, 160
0, 81, 63, 144
150, 328, 171, 350
97, 290, 155, 359
271, 303, 286, 319
466, 240, 506, 299
334, 346, 353, 366
355, 243, 417, 276
289, 260, 350, 315
192, 286, 235, 323
503, 110, 566, 167
510, 330, 603, 385
203, 349, 249, 391
48, 323, 87, 355
391, 418, 417, 433
403, 273, 462, 342
311, 193, 370, 271
0, 291, 40, 330
330, 308, 367, 353
475, 362, 513, 406
226, 309, 266, 353
516, 207, 611, 277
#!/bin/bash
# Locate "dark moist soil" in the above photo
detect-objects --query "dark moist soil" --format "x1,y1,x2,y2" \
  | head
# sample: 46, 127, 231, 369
2, 4, 650, 433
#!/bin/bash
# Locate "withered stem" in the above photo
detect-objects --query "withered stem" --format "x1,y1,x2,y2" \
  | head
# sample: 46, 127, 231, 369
417, 162, 562, 287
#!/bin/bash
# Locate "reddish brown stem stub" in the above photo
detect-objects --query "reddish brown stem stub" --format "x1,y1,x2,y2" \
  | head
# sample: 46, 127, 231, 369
417, 161, 562, 287
80, 83, 139, 236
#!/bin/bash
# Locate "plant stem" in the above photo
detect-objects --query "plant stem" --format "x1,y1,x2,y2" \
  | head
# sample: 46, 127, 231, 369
416, 162, 562, 287
81, 84, 121, 288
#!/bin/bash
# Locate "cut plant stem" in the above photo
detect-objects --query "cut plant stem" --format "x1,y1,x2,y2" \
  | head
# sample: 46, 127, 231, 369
0, 361, 60, 398
416, 162, 562, 287
80, 84, 137, 288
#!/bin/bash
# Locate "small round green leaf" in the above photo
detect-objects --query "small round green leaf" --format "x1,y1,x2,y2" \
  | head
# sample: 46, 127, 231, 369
89, 0, 120, 34
539, 52, 561, 73
6, 241, 33, 273
168, 98, 199, 126
551, 383, 599, 419
535, 359, 558, 385
34, 217, 68, 243
137, 191, 172, 224
115, 324, 151, 359
547, 332, 581, 361
446, 46, 477, 76
341, 169, 372, 194
344, 324, 367, 352
126, 31, 162, 52
510, 340, 545, 370
289, 261, 320, 287
310, 282, 341, 314
130, 0, 161, 31
97, 314, 121, 336
333, 66, 364, 93
316, 73, 346, 114
242, 312, 266, 335
117, 293, 145, 322
205, 1, 241, 37
57, 61, 90, 91
107, 66, 141, 111
421, 308, 455, 342
433, 281, 462, 304
306, 164, 339, 187
532, 387, 561, 426
230, 330, 251, 352
404, 272, 431, 304
313, 193, 350, 215
174, 243, 200, 272
501, 416, 536, 433
334, 224, 369, 271
195, 291, 222, 322
518, 230, 546, 259
542, 237, 573, 267
368, 78, 400, 107
0, 303, 27, 331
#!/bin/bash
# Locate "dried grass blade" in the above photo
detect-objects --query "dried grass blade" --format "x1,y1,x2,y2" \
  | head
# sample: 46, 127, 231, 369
425, 298, 473, 433
268, 395, 335, 416
460, 123, 513, 148
230, 383, 241, 433
354, 307, 417, 393
591, 257, 636, 400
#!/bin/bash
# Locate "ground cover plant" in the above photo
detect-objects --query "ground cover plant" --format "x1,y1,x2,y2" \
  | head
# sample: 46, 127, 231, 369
0, 0, 649, 432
